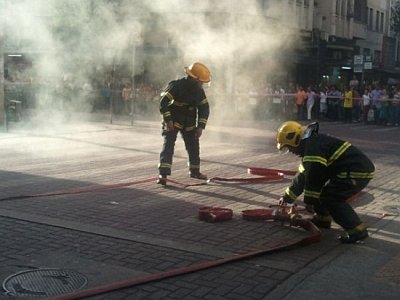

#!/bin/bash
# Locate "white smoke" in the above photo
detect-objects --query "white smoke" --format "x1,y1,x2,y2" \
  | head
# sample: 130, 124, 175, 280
2, 0, 298, 127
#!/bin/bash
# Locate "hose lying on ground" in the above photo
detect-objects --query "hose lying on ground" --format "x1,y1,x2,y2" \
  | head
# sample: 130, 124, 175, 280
0, 168, 296, 201
46, 217, 320, 300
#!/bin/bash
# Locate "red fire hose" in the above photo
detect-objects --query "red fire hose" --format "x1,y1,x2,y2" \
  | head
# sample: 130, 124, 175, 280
0, 177, 157, 201
0, 168, 296, 201
248, 167, 297, 176
205, 167, 296, 184
46, 217, 320, 300
2, 167, 360, 300
0, 167, 360, 205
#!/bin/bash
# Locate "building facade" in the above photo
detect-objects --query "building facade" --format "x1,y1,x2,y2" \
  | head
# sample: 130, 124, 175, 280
308, 0, 397, 87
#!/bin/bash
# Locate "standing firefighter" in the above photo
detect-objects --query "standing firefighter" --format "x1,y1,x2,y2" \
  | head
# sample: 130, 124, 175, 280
157, 62, 211, 185
276, 121, 375, 243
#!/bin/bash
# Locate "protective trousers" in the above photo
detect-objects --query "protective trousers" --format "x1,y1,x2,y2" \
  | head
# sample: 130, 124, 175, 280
158, 127, 200, 176
312, 177, 371, 230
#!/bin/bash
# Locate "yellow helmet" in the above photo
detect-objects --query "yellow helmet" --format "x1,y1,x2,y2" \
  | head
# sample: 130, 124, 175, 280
184, 62, 211, 83
276, 121, 305, 150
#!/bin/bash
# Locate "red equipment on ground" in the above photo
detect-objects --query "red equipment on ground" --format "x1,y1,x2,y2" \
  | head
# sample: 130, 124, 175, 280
198, 207, 233, 222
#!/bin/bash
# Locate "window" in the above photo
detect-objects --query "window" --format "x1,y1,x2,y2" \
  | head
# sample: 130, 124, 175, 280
368, 8, 373, 29
380, 12, 384, 33
341, 0, 346, 16
363, 6, 368, 24
355, 0, 367, 23
397, 40, 400, 62
336, 0, 341, 15
347, 0, 354, 16
376, 11, 379, 31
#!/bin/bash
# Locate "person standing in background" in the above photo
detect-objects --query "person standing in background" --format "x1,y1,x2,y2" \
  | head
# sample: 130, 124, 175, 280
343, 86, 353, 123
271, 86, 283, 121
306, 86, 316, 121
121, 83, 132, 115
295, 86, 307, 121
370, 85, 382, 124
319, 87, 328, 119
349, 75, 359, 90
362, 88, 371, 124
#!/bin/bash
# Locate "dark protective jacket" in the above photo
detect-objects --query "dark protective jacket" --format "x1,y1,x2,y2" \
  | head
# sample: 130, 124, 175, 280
159, 77, 209, 130
282, 134, 375, 204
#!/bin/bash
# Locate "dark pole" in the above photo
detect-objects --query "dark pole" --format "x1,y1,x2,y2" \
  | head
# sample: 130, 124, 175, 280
109, 58, 115, 124
0, 34, 6, 131
130, 44, 136, 126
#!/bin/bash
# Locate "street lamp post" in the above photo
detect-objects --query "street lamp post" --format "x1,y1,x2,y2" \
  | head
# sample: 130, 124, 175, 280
0, 0, 5, 131
130, 30, 141, 126
109, 57, 116, 124
104, 48, 117, 125
130, 38, 136, 126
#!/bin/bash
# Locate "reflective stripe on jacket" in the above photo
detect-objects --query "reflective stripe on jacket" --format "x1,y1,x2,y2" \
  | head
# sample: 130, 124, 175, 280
159, 77, 209, 129
283, 134, 375, 203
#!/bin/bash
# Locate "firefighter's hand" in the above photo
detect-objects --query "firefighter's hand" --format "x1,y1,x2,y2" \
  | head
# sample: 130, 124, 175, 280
278, 197, 294, 206
288, 205, 296, 215
278, 197, 286, 207
195, 127, 203, 138
278, 198, 297, 216
166, 121, 174, 131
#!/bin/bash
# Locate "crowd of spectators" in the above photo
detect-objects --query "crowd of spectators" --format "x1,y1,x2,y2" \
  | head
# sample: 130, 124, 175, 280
4, 62, 400, 126
4, 68, 162, 118
233, 80, 400, 126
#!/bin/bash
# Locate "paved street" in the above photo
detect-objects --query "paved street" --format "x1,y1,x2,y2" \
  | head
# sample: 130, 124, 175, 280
0, 113, 399, 300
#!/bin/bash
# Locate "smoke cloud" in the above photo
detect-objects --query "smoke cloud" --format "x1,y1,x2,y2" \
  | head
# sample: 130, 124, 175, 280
2, 0, 298, 128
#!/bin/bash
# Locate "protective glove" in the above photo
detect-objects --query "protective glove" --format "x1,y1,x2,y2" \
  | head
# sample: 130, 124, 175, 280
278, 197, 294, 207
166, 121, 174, 131
195, 127, 203, 138
278, 197, 296, 213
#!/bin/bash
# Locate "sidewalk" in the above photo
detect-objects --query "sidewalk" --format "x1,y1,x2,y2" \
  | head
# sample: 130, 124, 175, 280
0, 115, 399, 299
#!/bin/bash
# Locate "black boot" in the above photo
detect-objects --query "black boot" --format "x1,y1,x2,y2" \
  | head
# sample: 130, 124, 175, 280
190, 172, 207, 180
339, 229, 369, 244
156, 175, 167, 185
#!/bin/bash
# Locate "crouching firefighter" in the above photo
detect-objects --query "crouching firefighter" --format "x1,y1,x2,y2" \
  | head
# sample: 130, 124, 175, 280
276, 121, 375, 243
157, 62, 211, 185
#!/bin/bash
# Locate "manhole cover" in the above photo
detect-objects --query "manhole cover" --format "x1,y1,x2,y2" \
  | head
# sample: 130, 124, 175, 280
383, 205, 400, 215
2, 268, 87, 297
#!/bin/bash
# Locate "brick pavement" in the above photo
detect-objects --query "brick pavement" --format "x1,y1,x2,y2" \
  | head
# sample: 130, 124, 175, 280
0, 116, 399, 299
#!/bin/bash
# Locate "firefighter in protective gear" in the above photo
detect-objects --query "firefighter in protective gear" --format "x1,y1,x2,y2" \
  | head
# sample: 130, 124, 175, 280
157, 62, 211, 185
277, 121, 375, 243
